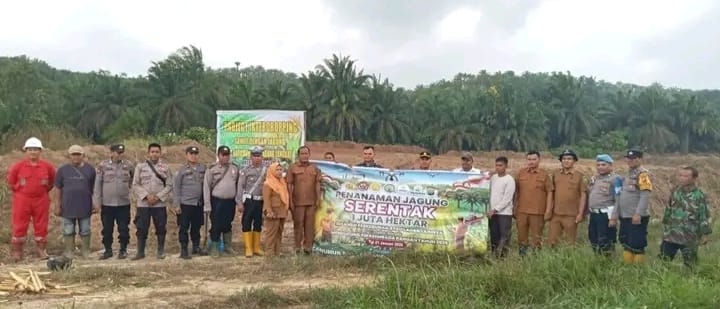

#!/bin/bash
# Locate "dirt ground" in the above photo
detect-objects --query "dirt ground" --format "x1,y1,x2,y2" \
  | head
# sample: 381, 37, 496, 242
1, 140, 719, 308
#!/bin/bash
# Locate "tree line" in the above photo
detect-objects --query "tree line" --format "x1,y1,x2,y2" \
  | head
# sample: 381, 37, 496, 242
1, 45, 719, 156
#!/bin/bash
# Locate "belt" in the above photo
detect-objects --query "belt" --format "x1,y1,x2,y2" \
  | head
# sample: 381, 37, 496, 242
251, 195, 263, 201
589, 208, 610, 214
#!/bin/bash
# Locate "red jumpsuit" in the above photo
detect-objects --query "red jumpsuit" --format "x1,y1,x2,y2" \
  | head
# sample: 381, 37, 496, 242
6, 159, 55, 244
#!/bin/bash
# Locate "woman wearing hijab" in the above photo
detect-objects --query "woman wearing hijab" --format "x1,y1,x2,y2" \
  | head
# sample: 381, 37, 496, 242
262, 162, 289, 257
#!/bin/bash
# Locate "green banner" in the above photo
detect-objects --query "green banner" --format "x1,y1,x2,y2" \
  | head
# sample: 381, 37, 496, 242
216, 110, 305, 166
312, 160, 490, 255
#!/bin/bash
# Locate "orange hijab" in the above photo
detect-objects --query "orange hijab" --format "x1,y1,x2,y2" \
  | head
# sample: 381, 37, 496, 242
265, 162, 289, 207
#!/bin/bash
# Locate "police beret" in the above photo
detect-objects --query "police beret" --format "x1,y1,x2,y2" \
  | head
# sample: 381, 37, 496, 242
110, 144, 125, 153
186, 146, 199, 153
217, 145, 231, 154
419, 151, 431, 159
250, 146, 264, 155
596, 154, 614, 164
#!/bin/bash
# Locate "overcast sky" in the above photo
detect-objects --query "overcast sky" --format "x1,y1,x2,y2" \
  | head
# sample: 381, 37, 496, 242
1, 0, 718, 89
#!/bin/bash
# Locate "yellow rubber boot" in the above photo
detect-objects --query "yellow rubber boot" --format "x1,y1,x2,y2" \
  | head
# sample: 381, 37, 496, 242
623, 250, 635, 264
633, 254, 646, 264
252, 232, 264, 256
243, 232, 253, 258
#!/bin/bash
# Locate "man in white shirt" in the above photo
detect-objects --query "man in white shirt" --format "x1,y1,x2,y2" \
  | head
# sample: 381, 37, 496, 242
489, 156, 515, 258
452, 152, 482, 173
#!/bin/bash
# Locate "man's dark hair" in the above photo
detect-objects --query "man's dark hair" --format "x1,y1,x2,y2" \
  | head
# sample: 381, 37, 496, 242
495, 156, 509, 165
526, 150, 540, 157
363, 145, 375, 151
148, 143, 162, 151
297, 145, 310, 154
681, 166, 699, 179
324, 151, 335, 158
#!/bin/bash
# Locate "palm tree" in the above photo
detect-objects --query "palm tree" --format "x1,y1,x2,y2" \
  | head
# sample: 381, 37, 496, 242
548, 72, 600, 146
365, 76, 412, 144
671, 92, 720, 153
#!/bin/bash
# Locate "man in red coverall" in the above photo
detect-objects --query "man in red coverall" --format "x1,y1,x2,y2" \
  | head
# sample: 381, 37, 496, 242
6, 137, 56, 262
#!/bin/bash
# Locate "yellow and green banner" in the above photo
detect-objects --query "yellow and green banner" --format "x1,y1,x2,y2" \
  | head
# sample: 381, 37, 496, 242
216, 110, 305, 166
313, 160, 491, 255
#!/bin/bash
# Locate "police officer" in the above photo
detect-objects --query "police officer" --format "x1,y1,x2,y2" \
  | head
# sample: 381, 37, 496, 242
415, 152, 432, 170
203, 145, 241, 257
94, 144, 135, 260
132, 143, 173, 260
173, 146, 206, 259
237, 146, 267, 258
587, 154, 621, 256
610, 149, 653, 264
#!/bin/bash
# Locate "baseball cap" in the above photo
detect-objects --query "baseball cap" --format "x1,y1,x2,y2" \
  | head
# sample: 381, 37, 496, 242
110, 144, 125, 153
625, 149, 643, 159
250, 146, 264, 155
419, 151, 431, 159
186, 146, 200, 154
68, 145, 84, 155
217, 145, 231, 155
461, 152, 473, 161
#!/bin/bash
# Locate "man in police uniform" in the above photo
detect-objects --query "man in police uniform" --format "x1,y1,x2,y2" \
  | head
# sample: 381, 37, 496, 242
203, 145, 241, 257
173, 146, 206, 259
132, 143, 173, 260
237, 146, 267, 258
94, 144, 135, 260
587, 154, 621, 256
415, 152, 432, 170
610, 149, 653, 264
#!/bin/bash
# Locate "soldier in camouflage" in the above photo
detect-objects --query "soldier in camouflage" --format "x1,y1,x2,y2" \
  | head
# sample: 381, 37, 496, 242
94, 144, 135, 260
659, 166, 712, 268
610, 149, 653, 264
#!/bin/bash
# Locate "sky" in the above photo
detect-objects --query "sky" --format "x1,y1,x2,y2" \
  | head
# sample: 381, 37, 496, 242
1, 0, 718, 90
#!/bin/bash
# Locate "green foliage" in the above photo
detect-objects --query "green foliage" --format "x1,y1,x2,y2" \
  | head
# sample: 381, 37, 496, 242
182, 126, 216, 148
1, 46, 720, 154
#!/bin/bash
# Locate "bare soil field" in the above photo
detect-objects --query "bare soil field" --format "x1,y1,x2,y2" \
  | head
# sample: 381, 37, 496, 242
0, 141, 719, 308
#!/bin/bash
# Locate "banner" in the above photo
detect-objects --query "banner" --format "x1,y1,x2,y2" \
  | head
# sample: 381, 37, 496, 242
216, 110, 305, 166
312, 160, 490, 256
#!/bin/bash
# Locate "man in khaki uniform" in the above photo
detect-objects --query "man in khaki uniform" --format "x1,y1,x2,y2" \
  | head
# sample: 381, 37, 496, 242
203, 145, 241, 257
514, 151, 554, 255
237, 146, 266, 258
95, 144, 134, 260
547, 149, 587, 246
131, 143, 173, 260
287, 146, 322, 255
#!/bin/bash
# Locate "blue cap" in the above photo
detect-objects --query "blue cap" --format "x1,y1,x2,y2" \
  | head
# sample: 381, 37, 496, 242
596, 154, 613, 164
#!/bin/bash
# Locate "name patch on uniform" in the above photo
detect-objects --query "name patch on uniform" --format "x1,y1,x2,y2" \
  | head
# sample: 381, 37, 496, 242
638, 173, 652, 191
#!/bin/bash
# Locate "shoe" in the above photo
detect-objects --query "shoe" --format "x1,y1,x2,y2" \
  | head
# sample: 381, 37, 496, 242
222, 233, 237, 255
243, 232, 253, 258
252, 232, 264, 256
80, 236, 91, 259
156, 236, 166, 259
11, 243, 24, 262
623, 250, 635, 265
209, 241, 220, 258
118, 243, 128, 259
180, 245, 191, 260
132, 239, 146, 261
63, 236, 76, 259
192, 246, 200, 255
36, 241, 49, 260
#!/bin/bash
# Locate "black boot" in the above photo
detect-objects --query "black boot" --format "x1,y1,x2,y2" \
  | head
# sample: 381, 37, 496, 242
192, 245, 200, 255
157, 235, 166, 259
132, 239, 146, 261
180, 245, 191, 260
99, 244, 113, 260
118, 243, 128, 259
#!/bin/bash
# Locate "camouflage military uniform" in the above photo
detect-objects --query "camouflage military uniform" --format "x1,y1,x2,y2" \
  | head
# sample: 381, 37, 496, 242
659, 186, 712, 267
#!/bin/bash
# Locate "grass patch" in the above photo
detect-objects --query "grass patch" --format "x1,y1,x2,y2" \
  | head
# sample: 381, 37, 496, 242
54, 266, 136, 288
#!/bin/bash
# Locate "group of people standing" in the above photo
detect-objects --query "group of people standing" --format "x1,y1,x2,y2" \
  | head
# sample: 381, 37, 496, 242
485, 148, 712, 267
6, 137, 323, 263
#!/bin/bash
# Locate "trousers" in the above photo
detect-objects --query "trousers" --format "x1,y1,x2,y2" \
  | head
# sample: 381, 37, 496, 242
618, 216, 649, 254
134, 207, 167, 240
61, 217, 91, 237
489, 214, 512, 257
548, 215, 578, 246
659, 241, 698, 267
241, 199, 263, 232
263, 218, 285, 256
516, 212, 545, 249
101, 205, 131, 248
11, 194, 50, 244
210, 197, 235, 242
177, 204, 204, 246
292, 205, 316, 251
588, 212, 617, 254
